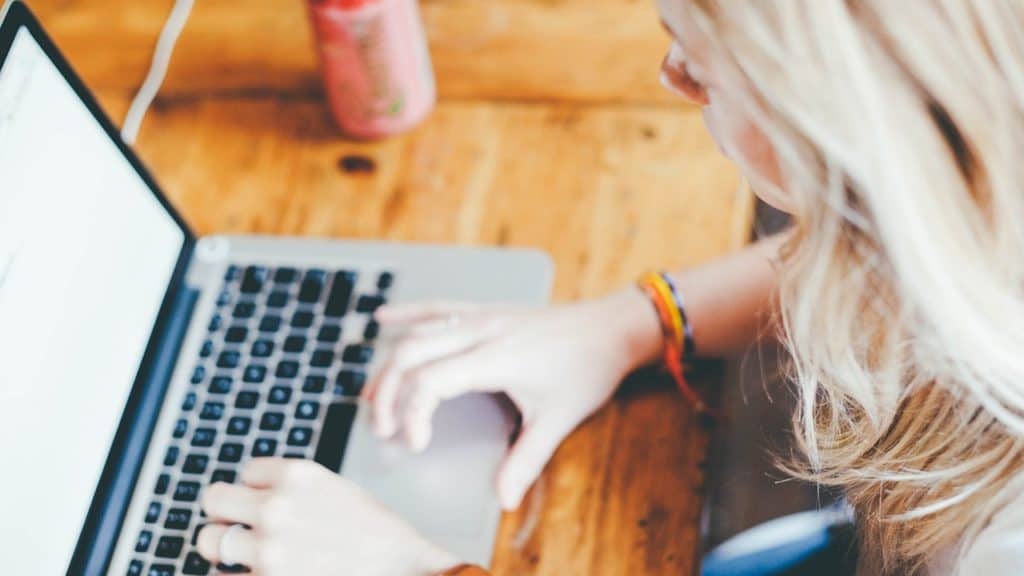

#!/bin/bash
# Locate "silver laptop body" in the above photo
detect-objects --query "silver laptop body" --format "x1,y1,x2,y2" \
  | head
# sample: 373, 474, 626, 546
0, 3, 552, 574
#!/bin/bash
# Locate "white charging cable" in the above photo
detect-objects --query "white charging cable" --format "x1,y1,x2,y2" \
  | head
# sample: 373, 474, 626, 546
120, 0, 195, 146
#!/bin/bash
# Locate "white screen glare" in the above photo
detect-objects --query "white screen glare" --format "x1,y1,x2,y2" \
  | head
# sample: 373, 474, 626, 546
0, 28, 186, 575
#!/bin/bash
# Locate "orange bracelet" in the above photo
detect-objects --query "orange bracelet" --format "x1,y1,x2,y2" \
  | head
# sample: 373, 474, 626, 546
637, 272, 709, 414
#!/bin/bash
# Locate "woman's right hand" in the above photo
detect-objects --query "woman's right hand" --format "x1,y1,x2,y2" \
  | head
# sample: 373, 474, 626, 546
364, 289, 661, 511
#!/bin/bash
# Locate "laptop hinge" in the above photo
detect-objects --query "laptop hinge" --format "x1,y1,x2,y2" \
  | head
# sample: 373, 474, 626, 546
68, 279, 200, 575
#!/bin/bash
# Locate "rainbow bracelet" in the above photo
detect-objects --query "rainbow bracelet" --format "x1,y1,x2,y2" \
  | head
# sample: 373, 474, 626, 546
637, 271, 707, 413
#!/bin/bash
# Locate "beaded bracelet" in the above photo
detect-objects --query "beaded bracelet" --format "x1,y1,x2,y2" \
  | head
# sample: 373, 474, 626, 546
637, 271, 708, 414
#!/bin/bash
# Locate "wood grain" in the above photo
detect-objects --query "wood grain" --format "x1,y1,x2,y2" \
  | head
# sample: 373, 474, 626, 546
28, 0, 677, 104
26, 0, 754, 573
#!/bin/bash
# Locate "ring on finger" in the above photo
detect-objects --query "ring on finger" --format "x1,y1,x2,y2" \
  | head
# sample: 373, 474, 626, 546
219, 523, 248, 566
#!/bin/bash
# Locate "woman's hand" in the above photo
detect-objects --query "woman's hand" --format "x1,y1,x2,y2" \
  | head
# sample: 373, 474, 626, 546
365, 289, 661, 510
197, 458, 459, 575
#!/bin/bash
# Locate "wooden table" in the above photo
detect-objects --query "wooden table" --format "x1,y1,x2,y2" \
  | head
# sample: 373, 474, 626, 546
29, 0, 751, 572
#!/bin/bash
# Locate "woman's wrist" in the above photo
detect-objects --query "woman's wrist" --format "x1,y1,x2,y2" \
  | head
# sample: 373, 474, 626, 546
598, 287, 665, 373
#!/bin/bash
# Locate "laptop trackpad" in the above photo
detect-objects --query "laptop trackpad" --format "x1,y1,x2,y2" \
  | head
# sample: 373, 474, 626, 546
338, 393, 515, 566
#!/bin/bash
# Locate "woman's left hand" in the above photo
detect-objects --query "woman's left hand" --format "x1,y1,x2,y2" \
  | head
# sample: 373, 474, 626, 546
197, 458, 460, 575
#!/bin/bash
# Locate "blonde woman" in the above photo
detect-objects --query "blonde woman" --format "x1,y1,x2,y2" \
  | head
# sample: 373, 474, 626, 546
196, 1, 1024, 574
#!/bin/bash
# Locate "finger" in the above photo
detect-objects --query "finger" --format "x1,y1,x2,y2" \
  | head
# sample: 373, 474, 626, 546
241, 458, 290, 489
374, 301, 483, 325
196, 524, 260, 568
201, 482, 269, 527
497, 418, 569, 511
401, 347, 503, 453
366, 328, 488, 438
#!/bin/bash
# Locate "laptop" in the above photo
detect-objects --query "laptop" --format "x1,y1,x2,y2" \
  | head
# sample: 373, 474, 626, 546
0, 2, 552, 575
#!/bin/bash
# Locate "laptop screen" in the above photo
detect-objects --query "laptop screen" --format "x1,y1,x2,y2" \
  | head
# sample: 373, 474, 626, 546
0, 27, 186, 574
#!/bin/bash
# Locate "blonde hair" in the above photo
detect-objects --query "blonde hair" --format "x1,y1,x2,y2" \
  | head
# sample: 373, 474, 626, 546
683, 1, 1024, 572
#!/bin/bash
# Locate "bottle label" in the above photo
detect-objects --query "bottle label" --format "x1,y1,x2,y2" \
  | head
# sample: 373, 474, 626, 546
310, 0, 436, 137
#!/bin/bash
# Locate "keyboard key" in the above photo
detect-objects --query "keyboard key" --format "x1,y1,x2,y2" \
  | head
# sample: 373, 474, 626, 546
155, 535, 185, 559
283, 335, 306, 353
217, 351, 240, 369
227, 416, 251, 436
235, 391, 259, 409
208, 314, 223, 332
183, 454, 209, 474
342, 344, 373, 364
317, 324, 341, 343
155, 473, 171, 495
310, 349, 334, 368
291, 310, 314, 328
216, 289, 232, 308
306, 269, 327, 282
145, 501, 162, 523
325, 271, 356, 317
191, 428, 216, 448
377, 271, 394, 290
274, 267, 297, 284
295, 400, 320, 420
259, 315, 282, 333
336, 369, 366, 396
135, 530, 153, 553
284, 452, 306, 459
199, 340, 214, 358
164, 508, 191, 530
276, 360, 299, 379
174, 481, 201, 502
364, 320, 380, 340
298, 275, 324, 304
303, 374, 327, 393
127, 558, 144, 576
190, 365, 206, 384
314, 403, 358, 472
172, 419, 188, 439
268, 386, 292, 404
218, 443, 243, 463
183, 551, 211, 575
243, 365, 267, 384
225, 326, 248, 343
211, 469, 237, 484
233, 301, 256, 319
287, 427, 313, 447
241, 266, 269, 294
179, 552, 210, 576
217, 563, 249, 574
148, 564, 175, 576
181, 392, 197, 412
225, 265, 240, 282
199, 402, 225, 421
252, 339, 274, 357
356, 294, 386, 314
260, 412, 285, 431
267, 291, 289, 308
252, 438, 278, 457
164, 446, 180, 467
208, 376, 232, 395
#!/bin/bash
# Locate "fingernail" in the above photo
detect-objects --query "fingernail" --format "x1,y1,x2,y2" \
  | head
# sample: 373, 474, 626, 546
413, 432, 430, 453
499, 488, 520, 511
659, 69, 687, 98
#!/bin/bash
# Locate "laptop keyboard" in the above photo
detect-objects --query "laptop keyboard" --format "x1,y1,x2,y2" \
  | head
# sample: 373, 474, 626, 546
125, 264, 393, 576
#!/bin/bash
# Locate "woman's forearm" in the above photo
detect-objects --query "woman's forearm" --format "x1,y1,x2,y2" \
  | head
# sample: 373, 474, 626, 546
610, 235, 783, 370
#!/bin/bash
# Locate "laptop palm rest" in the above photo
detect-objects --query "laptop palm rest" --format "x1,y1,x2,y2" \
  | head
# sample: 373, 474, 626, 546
340, 392, 516, 566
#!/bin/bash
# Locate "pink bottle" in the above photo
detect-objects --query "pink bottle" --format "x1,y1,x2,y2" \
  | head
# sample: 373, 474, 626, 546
308, 0, 436, 139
